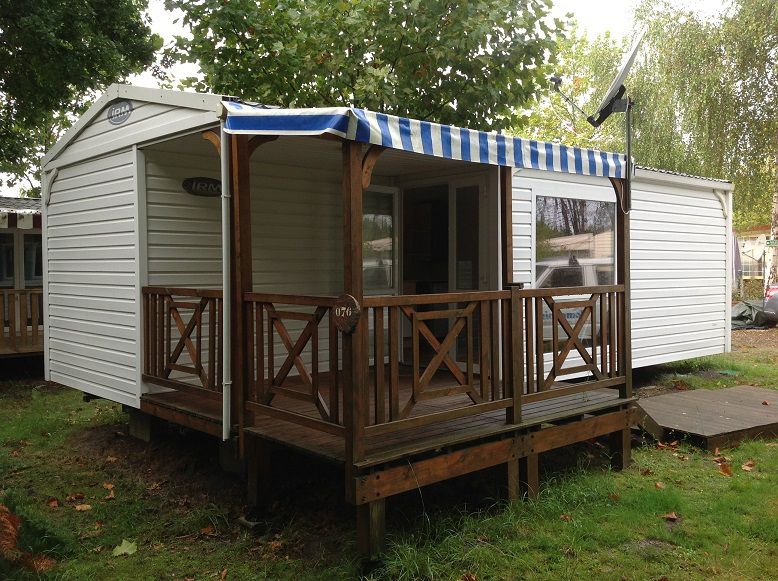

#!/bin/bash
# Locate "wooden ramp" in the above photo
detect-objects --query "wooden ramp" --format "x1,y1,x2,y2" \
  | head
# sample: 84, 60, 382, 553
637, 386, 778, 450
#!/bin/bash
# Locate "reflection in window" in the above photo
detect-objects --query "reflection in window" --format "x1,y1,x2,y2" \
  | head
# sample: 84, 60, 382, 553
24, 234, 42, 287
0, 233, 13, 288
363, 191, 394, 295
535, 196, 616, 288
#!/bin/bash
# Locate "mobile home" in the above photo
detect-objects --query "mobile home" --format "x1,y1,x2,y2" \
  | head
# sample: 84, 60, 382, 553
40, 85, 731, 556
1, 196, 43, 357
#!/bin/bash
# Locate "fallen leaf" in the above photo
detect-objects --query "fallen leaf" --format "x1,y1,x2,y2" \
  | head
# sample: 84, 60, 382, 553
9, 449, 21, 458
0, 504, 22, 561
640, 468, 654, 476
220, 569, 228, 581
461, 574, 477, 581
608, 492, 621, 501
741, 460, 756, 472
65, 492, 85, 502
767, 443, 778, 447
103, 482, 114, 490
112, 539, 137, 557
560, 514, 572, 522
714, 448, 720, 455
27, 554, 56, 573
106, 456, 118, 463
146, 482, 161, 492
201, 524, 216, 536
762, 400, 769, 406
718, 462, 733, 477
660, 512, 679, 522
105, 489, 116, 501
655, 482, 666, 489
46, 497, 59, 508
74, 504, 92, 512
95, 520, 104, 528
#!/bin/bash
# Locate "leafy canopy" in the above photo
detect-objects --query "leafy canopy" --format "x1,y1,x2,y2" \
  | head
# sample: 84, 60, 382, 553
0, 0, 160, 194
165, 0, 565, 131
523, 0, 778, 231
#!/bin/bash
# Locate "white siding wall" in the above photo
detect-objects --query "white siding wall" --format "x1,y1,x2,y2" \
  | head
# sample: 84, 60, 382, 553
46, 150, 138, 405
630, 179, 729, 366
511, 169, 730, 369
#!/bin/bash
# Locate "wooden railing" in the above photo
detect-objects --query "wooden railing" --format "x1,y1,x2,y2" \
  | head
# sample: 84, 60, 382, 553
519, 285, 626, 403
244, 293, 344, 436
142, 287, 224, 396
362, 290, 516, 437
0, 289, 43, 354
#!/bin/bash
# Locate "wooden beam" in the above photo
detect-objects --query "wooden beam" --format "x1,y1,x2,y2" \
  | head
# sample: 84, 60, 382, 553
356, 499, 385, 560
342, 140, 366, 503
361, 145, 385, 189
202, 129, 221, 154
519, 453, 539, 499
500, 166, 513, 286
610, 177, 632, 400
230, 134, 252, 454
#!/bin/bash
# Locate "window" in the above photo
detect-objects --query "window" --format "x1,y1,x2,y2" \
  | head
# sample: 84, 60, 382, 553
535, 196, 616, 288
0, 233, 13, 288
739, 236, 765, 279
24, 233, 42, 287
363, 190, 396, 295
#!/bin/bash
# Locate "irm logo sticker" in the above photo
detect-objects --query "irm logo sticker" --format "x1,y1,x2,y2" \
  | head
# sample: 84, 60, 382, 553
107, 100, 133, 125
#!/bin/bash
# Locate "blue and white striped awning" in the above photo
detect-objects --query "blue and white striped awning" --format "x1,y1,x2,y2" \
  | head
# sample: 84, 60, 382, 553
223, 102, 626, 179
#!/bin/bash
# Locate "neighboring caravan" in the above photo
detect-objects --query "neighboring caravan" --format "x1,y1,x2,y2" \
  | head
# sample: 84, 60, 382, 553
40, 85, 732, 556
1, 196, 43, 357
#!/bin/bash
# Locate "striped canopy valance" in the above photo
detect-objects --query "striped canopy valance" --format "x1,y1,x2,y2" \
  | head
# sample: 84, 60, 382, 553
223, 102, 626, 179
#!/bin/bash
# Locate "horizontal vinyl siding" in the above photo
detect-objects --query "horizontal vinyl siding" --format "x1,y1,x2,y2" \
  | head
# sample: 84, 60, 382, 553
630, 179, 727, 367
511, 182, 533, 284
46, 150, 138, 405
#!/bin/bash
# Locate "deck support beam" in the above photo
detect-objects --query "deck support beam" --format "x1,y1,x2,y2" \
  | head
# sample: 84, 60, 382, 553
519, 453, 540, 499
246, 436, 273, 510
609, 428, 631, 471
356, 499, 385, 560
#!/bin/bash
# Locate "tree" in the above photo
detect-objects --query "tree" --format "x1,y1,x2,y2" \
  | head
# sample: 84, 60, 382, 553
523, 0, 777, 237
165, 0, 565, 132
0, 0, 161, 195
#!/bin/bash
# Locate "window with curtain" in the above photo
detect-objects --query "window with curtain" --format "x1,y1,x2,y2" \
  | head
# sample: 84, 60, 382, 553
0, 233, 13, 288
24, 233, 42, 287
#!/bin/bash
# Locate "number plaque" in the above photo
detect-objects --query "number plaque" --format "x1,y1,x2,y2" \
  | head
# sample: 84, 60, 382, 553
333, 294, 361, 333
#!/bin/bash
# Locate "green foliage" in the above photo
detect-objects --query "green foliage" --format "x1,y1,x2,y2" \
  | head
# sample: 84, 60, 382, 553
523, 0, 778, 231
165, 0, 565, 131
0, 0, 161, 194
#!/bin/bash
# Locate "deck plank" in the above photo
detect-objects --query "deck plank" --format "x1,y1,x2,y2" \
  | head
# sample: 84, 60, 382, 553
637, 386, 778, 449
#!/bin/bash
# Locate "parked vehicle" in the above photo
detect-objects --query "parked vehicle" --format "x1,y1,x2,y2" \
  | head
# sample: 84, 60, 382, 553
765, 284, 778, 323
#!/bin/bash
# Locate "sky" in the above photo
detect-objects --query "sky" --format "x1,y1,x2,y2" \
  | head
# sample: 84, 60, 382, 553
3, 0, 729, 196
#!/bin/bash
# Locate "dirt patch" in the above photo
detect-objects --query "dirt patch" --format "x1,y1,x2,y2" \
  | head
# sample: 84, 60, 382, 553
732, 327, 778, 353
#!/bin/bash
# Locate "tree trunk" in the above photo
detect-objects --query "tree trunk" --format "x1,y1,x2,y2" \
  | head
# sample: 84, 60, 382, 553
770, 154, 778, 287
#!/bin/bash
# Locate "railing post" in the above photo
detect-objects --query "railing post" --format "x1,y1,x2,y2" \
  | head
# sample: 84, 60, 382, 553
342, 140, 365, 504
507, 285, 524, 424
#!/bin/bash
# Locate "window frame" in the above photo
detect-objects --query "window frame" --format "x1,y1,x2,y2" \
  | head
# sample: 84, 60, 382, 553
530, 182, 617, 290
362, 185, 400, 297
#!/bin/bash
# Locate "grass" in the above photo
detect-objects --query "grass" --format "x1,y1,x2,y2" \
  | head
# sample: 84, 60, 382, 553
1, 331, 777, 580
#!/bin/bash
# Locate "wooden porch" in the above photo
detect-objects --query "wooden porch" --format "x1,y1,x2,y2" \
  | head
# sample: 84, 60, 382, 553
1, 289, 44, 357
137, 135, 634, 558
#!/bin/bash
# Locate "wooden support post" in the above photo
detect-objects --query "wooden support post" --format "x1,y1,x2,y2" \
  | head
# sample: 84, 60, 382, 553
610, 177, 632, 400
506, 457, 520, 501
519, 453, 539, 500
507, 285, 523, 424
609, 426, 632, 471
342, 140, 366, 503
246, 436, 273, 510
230, 134, 252, 454
500, 166, 513, 286
356, 499, 386, 560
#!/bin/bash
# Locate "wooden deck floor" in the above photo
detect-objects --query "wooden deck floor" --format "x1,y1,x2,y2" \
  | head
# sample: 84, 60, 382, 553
0, 337, 43, 357
140, 368, 628, 466
637, 386, 778, 450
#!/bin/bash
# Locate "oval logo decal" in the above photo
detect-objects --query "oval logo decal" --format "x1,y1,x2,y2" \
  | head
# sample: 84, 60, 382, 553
107, 100, 133, 125
182, 177, 222, 197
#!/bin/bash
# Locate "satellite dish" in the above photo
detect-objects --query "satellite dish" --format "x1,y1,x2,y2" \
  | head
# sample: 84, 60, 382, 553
588, 29, 646, 128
